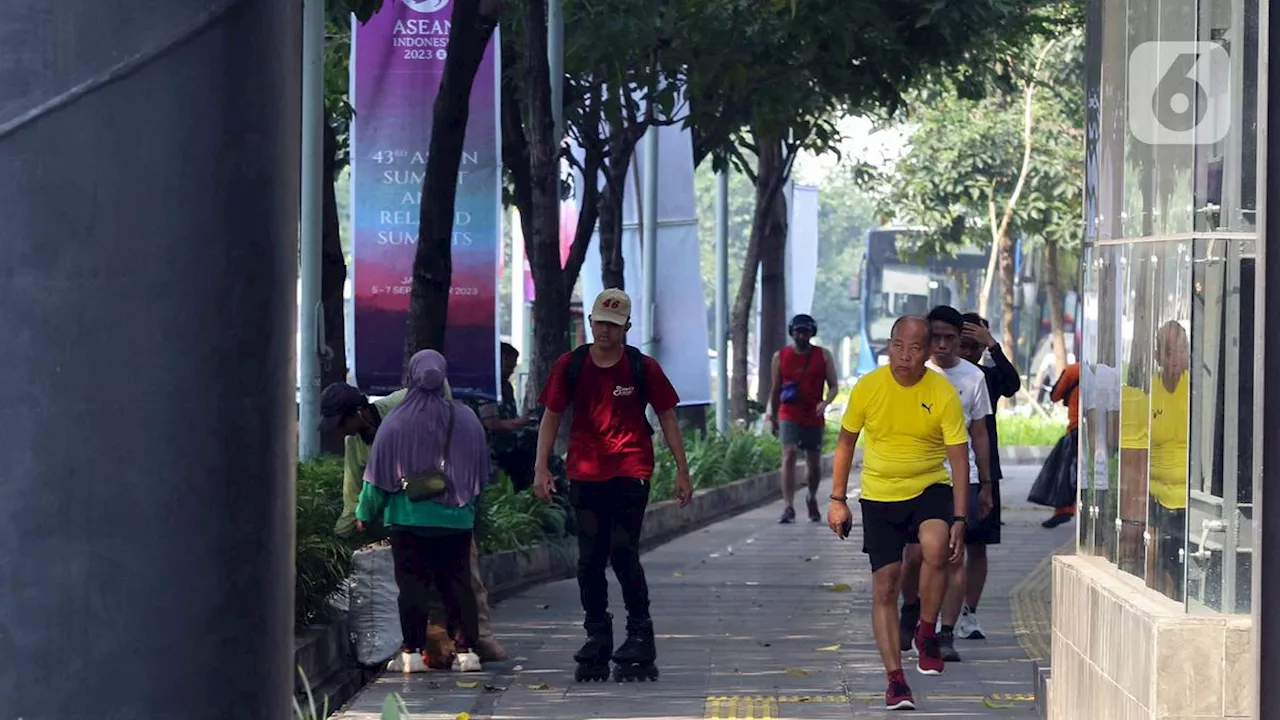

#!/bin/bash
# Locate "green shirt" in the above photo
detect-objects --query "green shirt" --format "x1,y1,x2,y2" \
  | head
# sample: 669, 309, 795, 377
333, 383, 452, 538
355, 482, 476, 531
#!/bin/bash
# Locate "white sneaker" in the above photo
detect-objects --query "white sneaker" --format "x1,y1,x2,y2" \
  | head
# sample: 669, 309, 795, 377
387, 651, 429, 673
956, 606, 986, 639
452, 650, 483, 673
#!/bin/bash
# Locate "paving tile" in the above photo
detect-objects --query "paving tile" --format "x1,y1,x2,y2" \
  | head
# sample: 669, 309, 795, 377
334, 466, 1073, 720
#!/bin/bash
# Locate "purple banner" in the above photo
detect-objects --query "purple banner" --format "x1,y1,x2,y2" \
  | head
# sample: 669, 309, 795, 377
351, 0, 501, 398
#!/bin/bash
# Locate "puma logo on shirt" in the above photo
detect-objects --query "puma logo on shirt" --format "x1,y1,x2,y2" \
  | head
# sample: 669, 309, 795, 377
921, 403, 933, 414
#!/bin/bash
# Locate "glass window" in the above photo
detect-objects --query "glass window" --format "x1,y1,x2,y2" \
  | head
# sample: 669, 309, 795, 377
1146, 242, 1192, 602
1186, 238, 1256, 613
1117, 245, 1155, 580
1079, 245, 1121, 559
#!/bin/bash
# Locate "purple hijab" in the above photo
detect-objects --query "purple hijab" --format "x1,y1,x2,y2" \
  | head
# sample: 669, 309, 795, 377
363, 350, 490, 507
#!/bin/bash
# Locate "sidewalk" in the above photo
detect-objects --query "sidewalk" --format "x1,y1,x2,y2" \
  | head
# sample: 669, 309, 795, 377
334, 466, 1072, 719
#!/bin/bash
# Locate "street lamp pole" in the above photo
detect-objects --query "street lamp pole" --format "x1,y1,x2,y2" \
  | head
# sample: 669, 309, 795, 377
298, 0, 324, 460
715, 169, 730, 435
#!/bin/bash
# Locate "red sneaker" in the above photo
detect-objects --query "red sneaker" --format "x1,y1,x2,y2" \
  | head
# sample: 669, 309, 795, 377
885, 670, 916, 710
914, 623, 945, 675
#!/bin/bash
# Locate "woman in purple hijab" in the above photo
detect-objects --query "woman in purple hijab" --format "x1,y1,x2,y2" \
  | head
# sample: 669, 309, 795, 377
356, 349, 493, 673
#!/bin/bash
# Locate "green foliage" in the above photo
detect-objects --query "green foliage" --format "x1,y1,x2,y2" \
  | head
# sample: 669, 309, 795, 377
879, 31, 1086, 259
997, 413, 1068, 447
474, 472, 572, 555
649, 431, 781, 502
296, 457, 360, 628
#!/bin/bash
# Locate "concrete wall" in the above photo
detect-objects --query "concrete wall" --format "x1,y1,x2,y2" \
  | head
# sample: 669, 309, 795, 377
1050, 555, 1253, 719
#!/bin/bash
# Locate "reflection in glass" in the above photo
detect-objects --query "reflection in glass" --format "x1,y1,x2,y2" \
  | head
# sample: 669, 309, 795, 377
1078, 248, 1098, 555
1146, 242, 1191, 602
1118, 246, 1153, 580
1187, 239, 1256, 613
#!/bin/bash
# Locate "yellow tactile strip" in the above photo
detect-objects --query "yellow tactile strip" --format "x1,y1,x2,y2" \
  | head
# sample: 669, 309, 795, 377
705, 692, 1034, 717
703, 695, 848, 719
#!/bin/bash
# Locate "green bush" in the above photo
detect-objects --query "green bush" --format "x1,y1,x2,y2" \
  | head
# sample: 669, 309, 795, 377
997, 413, 1067, 447
649, 430, 779, 503
296, 457, 359, 628
474, 472, 571, 555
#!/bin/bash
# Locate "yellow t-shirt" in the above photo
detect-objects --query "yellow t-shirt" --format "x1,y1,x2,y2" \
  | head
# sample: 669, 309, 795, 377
1119, 384, 1150, 450
840, 366, 969, 502
1149, 372, 1189, 509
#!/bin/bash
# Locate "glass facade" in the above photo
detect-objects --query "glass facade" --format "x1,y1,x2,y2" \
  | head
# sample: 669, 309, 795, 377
1078, 0, 1260, 615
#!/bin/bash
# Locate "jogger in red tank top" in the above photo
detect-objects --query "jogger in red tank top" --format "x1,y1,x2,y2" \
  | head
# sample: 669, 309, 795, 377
769, 314, 840, 523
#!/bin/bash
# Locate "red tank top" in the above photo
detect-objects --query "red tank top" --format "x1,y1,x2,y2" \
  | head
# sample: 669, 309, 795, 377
777, 345, 827, 427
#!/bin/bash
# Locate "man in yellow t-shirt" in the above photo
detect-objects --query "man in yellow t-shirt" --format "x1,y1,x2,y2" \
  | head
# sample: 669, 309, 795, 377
827, 316, 971, 712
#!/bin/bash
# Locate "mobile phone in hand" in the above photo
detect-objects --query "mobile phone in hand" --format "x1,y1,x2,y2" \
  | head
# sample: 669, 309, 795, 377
840, 517, 853, 539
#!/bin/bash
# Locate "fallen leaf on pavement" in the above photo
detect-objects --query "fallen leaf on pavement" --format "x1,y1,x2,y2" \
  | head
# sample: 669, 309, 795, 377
784, 668, 811, 678
673, 571, 684, 577
827, 583, 852, 592
816, 644, 841, 652
527, 683, 551, 690
983, 698, 1016, 709
455, 714, 471, 720
456, 681, 480, 689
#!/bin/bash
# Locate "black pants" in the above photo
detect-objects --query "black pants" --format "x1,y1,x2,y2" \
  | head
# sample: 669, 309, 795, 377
571, 478, 651, 624
389, 529, 479, 651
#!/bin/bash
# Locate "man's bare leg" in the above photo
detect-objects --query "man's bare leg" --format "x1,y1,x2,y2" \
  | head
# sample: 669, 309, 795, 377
871, 562, 906, 672
898, 543, 923, 652
779, 443, 798, 521
916, 521, 950, 628
964, 544, 989, 609
803, 448, 823, 520
942, 556, 966, 627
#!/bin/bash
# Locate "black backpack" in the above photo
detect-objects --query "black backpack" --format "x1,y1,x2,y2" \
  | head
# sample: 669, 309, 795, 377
564, 343, 654, 435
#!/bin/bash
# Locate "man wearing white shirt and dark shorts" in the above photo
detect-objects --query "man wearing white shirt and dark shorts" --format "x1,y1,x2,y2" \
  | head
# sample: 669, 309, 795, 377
898, 305, 994, 663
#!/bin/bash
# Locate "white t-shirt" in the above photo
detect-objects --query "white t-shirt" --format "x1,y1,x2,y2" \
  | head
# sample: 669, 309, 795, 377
927, 358, 993, 485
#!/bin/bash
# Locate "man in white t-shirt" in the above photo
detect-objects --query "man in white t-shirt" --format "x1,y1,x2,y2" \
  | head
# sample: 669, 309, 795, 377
898, 305, 993, 663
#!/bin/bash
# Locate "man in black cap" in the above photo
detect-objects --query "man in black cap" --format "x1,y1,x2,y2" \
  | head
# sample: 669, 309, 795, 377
320, 381, 508, 665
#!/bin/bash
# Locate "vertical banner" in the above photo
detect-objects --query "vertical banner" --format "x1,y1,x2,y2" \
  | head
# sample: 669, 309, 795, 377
351, 0, 501, 398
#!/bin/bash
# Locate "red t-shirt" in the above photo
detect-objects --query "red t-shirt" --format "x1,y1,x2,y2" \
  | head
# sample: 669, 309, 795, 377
539, 350, 680, 481
776, 345, 828, 428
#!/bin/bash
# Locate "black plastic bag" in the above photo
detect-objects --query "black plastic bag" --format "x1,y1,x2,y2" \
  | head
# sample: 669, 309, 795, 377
1028, 432, 1078, 508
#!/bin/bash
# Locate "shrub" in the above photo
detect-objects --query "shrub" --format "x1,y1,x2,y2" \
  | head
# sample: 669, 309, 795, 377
997, 413, 1067, 447
649, 430, 779, 502
296, 456, 359, 628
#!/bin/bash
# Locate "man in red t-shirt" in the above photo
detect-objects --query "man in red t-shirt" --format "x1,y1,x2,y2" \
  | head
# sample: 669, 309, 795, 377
769, 314, 839, 523
533, 288, 693, 682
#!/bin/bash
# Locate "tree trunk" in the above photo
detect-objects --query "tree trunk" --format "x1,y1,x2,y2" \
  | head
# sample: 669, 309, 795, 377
730, 134, 786, 422
1045, 239, 1068, 374
755, 169, 788, 405
522, 0, 568, 404
997, 229, 1017, 356
402, 0, 499, 377
320, 116, 349, 454
597, 149, 630, 290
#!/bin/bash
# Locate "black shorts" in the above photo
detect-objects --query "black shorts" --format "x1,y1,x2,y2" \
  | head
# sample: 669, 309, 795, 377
965, 482, 1002, 546
1149, 499, 1186, 573
860, 483, 954, 572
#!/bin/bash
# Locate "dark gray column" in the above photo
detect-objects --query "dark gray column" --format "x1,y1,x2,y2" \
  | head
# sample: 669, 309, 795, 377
0, 2, 299, 718
1259, 0, 1279, 714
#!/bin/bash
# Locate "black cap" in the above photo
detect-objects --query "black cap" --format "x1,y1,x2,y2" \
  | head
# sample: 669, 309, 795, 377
319, 383, 368, 432
789, 313, 818, 334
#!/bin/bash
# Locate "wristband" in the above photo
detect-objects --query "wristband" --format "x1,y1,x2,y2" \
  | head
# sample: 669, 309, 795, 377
952, 516, 968, 525
830, 495, 848, 503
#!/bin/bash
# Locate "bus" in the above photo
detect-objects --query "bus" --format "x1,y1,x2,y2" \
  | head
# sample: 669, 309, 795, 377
851, 226, 1077, 402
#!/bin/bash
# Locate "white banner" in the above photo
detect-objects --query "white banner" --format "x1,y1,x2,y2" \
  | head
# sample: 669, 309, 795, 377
787, 185, 820, 319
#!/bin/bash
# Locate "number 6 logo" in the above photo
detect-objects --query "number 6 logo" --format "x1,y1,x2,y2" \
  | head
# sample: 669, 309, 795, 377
603, 299, 621, 309
1127, 41, 1229, 146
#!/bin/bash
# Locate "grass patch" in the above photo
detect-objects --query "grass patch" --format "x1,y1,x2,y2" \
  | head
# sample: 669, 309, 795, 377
997, 413, 1067, 447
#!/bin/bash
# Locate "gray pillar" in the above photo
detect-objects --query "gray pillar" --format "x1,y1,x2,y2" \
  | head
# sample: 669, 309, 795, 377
0, 2, 300, 718
714, 169, 730, 435
1257, 0, 1278, 714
